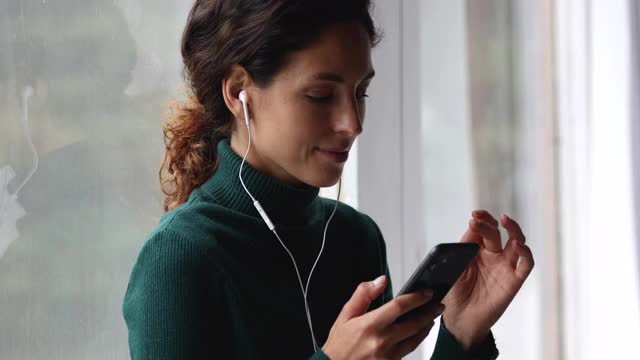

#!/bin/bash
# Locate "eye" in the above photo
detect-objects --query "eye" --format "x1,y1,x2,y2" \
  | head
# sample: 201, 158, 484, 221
306, 94, 333, 103
357, 93, 370, 102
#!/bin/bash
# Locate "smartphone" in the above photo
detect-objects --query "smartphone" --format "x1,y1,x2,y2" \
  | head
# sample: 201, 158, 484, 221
395, 242, 479, 308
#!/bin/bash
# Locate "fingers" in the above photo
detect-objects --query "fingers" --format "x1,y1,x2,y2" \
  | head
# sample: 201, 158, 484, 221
505, 239, 521, 268
390, 321, 435, 359
499, 214, 529, 272
514, 241, 535, 280
500, 214, 527, 244
469, 210, 502, 252
369, 290, 434, 327
338, 275, 388, 323
469, 218, 502, 253
387, 302, 444, 344
460, 209, 487, 245
470, 210, 527, 253
472, 209, 499, 227
473, 211, 534, 282
460, 226, 484, 246
504, 238, 535, 278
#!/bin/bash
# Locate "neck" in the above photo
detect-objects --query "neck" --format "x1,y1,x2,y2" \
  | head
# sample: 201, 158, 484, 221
229, 133, 305, 187
200, 137, 322, 227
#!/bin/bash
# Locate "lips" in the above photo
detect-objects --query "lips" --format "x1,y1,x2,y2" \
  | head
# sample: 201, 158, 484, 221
316, 148, 350, 162
319, 148, 350, 153
317, 144, 351, 153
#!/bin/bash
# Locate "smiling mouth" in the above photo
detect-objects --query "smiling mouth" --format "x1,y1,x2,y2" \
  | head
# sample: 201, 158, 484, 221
316, 148, 349, 163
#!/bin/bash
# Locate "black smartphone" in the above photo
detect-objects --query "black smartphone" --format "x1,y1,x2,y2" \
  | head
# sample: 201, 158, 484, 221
395, 242, 479, 308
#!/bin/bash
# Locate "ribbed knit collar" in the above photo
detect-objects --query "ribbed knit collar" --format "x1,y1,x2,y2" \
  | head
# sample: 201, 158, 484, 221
200, 138, 322, 227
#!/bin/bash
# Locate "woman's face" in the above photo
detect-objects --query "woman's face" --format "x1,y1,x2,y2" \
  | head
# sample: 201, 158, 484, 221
228, 22, 374, 188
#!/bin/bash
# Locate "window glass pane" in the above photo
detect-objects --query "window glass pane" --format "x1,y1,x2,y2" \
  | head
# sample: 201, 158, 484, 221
0, 2, 192, 358
415, 1, 550, 358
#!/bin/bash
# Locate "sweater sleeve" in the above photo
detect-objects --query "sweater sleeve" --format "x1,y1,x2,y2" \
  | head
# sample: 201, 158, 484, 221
122, 229, 227, 359
431, 316, 499, 360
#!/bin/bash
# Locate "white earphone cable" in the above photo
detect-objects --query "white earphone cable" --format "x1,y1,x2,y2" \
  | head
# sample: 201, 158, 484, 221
238, 91, 340, 352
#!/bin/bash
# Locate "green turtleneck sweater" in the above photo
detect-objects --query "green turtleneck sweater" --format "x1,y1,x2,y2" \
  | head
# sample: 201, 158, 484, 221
122, 138, 499, 359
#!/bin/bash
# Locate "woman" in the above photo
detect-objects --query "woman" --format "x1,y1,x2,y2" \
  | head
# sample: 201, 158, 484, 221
122, 1, 535, 359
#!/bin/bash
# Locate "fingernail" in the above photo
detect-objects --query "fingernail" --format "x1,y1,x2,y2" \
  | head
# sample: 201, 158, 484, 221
423, 289, 434, 297
372, 275, 385, 288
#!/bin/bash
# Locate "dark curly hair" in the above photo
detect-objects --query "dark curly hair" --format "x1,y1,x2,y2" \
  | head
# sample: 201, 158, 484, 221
160, 0, 382, 212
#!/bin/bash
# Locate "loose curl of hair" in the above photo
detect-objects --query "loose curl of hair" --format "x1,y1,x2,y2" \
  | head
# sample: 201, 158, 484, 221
160, 0, 382, 212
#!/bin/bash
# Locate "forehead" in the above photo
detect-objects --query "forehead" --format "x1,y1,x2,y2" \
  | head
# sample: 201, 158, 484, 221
276, 22, 374, 84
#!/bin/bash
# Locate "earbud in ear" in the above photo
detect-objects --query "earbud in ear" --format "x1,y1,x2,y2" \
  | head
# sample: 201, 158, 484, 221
239, 90, 249, 128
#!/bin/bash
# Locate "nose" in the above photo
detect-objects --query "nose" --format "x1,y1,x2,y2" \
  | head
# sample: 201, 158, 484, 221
335, 95, 364, 136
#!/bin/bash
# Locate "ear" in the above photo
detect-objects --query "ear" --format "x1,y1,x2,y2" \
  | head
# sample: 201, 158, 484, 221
222, 64, 254, 124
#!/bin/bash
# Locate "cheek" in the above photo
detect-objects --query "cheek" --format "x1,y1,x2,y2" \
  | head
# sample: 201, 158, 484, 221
256, 115, 312, 155
257, 98, 331, 150
280, 104, 330, 138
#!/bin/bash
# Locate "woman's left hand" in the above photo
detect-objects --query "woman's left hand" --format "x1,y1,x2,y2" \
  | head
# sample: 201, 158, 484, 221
441, 210, 535, 350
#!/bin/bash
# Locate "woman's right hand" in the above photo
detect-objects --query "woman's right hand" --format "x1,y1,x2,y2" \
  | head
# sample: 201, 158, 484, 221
322, 275, 444, 360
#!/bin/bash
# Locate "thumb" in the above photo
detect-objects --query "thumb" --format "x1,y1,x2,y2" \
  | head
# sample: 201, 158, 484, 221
337, 275, 387, 323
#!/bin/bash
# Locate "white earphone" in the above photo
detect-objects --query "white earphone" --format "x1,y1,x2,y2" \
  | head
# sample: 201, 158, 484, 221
237, 89, 341, 352
239, 90, 249, 128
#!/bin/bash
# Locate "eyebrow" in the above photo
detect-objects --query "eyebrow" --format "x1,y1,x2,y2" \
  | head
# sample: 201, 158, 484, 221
311, 69, 376, 83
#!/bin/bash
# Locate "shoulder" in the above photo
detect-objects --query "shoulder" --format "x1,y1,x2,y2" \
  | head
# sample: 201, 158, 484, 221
125, 196, 231, 287
128, 227, 220, 282
149, 190, 230, 256
122, 224, 229, 355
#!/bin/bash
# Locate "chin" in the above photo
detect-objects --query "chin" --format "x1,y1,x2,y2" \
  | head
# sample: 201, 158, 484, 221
294, 158, 345, 188
304, 171, 342, 188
